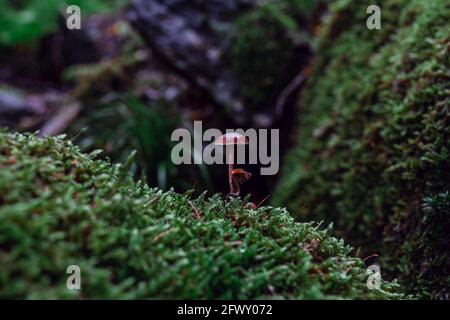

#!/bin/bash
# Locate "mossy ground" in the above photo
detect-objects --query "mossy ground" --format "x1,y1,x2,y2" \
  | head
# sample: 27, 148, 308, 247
273, 0, 450, 299
0, 131, 404, 299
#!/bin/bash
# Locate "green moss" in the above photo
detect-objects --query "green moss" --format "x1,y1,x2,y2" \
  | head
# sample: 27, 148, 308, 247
273, 0, 449, 298
0, 0, 126, 46
0, 131, 404, 299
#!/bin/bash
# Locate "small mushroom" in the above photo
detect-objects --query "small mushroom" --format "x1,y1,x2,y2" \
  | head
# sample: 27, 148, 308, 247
214, 133, 250, 196
244, 202, 257, 210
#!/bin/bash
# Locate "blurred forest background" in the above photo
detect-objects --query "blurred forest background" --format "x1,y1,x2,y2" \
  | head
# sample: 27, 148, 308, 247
0, 0, 322, 202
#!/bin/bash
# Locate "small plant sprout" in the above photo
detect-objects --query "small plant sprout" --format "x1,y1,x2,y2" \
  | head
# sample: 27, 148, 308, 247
214, 132, 251, 197
230, 168, 252, 197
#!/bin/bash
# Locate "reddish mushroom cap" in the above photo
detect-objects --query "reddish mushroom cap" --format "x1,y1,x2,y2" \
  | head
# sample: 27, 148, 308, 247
214, 133, 248, 145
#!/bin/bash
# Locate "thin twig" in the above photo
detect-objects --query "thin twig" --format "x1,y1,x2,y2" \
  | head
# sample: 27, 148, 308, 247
224, 240, 243, 247
344, 261, 356, 274
275, 71, 307, 117
39, 103, 81, 137
362, 253, 379, 262
188, 200, 201, 220
153, 228, 173, 243
256, 194, 271, 209
144, 196, 159, 207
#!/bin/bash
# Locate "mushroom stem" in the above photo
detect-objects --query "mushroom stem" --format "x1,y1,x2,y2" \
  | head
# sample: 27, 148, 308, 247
227, 148, 237, 195
228, 163, 235, 195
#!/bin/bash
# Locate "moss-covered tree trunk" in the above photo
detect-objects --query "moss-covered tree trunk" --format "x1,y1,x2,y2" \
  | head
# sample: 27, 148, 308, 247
273, 0, 449, 299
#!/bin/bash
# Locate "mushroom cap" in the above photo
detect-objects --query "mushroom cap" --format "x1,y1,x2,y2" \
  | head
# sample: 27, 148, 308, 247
214, 132, 248, 145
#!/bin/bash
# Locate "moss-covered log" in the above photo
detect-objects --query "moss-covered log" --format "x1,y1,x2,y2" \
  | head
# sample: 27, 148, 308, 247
0, 131, 403, 299
273, 0, 449, 299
